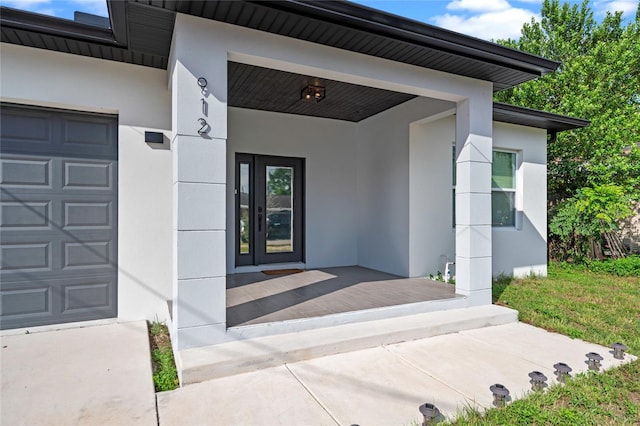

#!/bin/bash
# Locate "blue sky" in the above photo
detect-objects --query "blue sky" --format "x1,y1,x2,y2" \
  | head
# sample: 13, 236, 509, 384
1, 0, 637, 40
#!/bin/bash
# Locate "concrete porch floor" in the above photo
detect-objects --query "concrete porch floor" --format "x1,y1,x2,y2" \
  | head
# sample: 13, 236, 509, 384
226, 266, 457, 327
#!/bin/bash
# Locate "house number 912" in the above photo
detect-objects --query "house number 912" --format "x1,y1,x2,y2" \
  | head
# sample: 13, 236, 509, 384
198, 118, 209, 135
197, 77, 209, 136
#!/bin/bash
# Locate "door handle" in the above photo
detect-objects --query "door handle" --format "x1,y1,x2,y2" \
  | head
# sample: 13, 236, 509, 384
258, 214, 262, 232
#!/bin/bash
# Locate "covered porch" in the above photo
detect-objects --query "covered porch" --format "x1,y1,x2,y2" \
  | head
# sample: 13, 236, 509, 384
171, 10, 504, 350
224, 63, 466, 337
226, 266, 459, 329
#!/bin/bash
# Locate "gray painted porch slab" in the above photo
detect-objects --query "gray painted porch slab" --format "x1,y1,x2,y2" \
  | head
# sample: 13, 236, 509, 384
226, 266, 457, 327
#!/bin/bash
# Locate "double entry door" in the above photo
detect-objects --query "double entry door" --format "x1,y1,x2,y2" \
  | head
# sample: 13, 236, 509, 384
235, 154, 304, 266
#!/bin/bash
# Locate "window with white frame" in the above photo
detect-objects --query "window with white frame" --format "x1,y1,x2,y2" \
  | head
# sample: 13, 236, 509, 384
452, 148, 517, 227
491, 150, 516, 227
452, 143, 456, 227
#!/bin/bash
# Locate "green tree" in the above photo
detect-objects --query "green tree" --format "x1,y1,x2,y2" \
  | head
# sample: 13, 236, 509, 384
495, 0, 640, 259
550, 184, 632, 260
267, 167, 292, 196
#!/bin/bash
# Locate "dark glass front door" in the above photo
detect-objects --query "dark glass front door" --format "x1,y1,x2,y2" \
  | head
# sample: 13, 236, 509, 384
236, 154, 304, 266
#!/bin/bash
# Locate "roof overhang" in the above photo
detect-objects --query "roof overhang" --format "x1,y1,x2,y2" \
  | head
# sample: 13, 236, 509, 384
1, 0, 559, 91
1, 1, 587, 131
0, 6, 121, 46
493, 102, 590, 132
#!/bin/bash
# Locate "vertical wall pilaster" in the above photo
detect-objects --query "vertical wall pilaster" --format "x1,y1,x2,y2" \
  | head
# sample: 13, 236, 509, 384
171, 54, 228, 350
455, 97, 493, 305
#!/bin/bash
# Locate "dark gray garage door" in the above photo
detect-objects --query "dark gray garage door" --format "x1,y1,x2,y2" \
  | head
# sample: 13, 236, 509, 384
1, 104, 118, 329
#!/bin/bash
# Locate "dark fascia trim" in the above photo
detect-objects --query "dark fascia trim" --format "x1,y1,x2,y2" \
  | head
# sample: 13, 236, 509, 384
107, 0, 128, 45
0, 6, 124, 47
249, 0, 560, 76
493, 102, 590, 132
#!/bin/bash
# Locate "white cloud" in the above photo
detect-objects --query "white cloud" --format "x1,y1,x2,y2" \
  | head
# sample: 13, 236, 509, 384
1, 0, 51, 8
447, 0, 511, 12
1, 0, 59, 17
2, 0, 50, 5
434, 7, 540, 40
594, 0, 638, 17
34, 7, 57, 15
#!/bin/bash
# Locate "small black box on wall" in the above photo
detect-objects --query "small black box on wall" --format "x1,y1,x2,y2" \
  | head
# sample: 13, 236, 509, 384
145, 131, 164, 144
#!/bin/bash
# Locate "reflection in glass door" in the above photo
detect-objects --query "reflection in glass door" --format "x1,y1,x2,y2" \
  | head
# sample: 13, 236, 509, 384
235, 154, 304, 266
265, 165, 293, 254
239, 162, 251, 254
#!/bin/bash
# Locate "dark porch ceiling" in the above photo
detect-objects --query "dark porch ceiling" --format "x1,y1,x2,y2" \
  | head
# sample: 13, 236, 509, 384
228, 62, 417, 122
229, 62, 590, 131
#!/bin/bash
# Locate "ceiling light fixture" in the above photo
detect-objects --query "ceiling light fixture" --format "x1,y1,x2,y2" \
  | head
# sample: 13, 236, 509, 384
301, 84, 326, 103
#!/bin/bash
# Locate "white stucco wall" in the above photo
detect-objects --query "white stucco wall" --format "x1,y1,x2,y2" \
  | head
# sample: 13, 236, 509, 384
492, 122, 548, 277
226, 107, 358, 271
409, 115, 456, 277
409, 118, 548, 279
357, 97, 455, 277
0, 43, 174, 322
407, 119, 548, 279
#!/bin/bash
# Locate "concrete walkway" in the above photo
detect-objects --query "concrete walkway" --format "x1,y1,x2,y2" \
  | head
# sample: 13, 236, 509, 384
158, 322, 636, 426
0, 321, 157, 426
0, 319, 635, 426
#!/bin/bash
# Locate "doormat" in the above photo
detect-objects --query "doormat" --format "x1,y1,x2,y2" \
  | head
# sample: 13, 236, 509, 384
262, 269, 304, 275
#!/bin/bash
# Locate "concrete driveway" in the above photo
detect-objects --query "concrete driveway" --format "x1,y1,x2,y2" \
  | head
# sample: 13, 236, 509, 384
1, 321, 157, 426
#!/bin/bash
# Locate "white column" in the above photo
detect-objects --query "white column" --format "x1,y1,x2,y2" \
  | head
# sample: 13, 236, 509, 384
171, 55, 228, 350
455, 97, 493, 305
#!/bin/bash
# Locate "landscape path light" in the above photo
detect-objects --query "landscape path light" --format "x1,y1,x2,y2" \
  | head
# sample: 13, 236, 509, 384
586, 352, 603, 371
528, 371, 548, 392
418, 402, 440, 425
611, 342, 628, 360
553, 362, 572, 383
489, 384, 510, 408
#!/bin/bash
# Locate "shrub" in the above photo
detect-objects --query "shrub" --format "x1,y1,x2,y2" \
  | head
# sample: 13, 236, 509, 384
549, 184, 634, 261
586, 255, 640, 276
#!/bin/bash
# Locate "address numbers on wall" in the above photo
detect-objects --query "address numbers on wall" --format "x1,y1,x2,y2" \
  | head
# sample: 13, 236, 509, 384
197, 77, 210, 136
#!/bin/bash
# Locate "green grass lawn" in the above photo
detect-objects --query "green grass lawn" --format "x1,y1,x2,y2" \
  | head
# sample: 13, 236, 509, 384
148, 321, 180, 392
447, 262, 640, 425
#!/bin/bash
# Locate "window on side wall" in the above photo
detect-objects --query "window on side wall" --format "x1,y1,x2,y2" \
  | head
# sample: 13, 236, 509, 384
452, 143, 456, 228
492, 150, 516, 227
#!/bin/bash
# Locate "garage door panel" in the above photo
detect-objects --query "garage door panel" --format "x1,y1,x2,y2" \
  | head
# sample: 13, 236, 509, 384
1, 108, 116, 160
63, 118, 113, 147
1, 201, 50, 228
62, 240, 112, 270
0, 276, 116, 328
0, 285, 51, 317
1, 104, 117, 329
63, 160, 113, 190
0, 157, 51, 187
62, 280, 112, 313
63, 201, 112, 228
0, 242, 52, 272
0, 110, 53, 144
